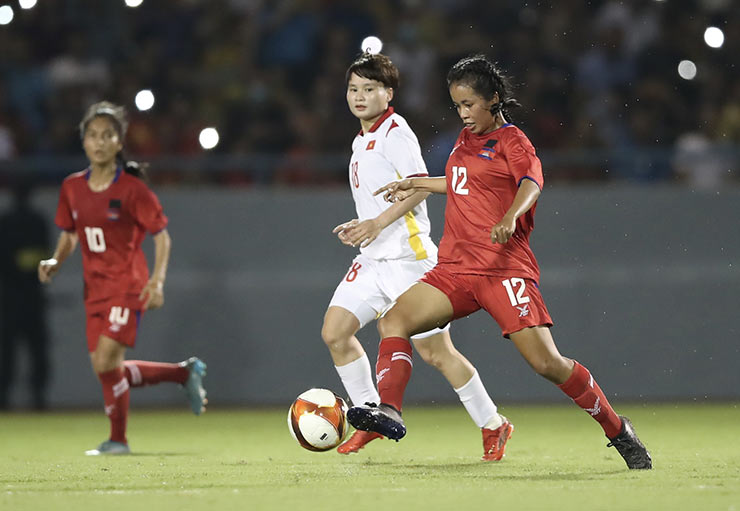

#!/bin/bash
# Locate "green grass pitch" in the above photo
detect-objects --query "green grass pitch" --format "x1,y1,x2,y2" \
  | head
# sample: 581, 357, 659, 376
1, 403, 738, 511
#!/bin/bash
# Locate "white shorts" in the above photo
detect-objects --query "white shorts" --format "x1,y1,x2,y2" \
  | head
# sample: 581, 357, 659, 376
328, 254, 450, 340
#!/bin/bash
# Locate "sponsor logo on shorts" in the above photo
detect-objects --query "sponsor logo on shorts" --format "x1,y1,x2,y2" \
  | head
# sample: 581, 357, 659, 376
516, 304, 530, 317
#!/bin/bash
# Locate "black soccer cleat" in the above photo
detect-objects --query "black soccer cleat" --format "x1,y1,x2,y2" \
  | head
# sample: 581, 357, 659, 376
607, 416, 652, 469
347, 402, 406, 441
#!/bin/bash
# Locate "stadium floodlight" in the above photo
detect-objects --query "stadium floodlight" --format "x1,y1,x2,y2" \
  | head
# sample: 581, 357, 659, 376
677, 60, 697, 80
361, 36, 383, 55
199, 127, 219, 150
0, 5, 14, 25
703, 27, 724, 49
124, 0, 144, 7
19, 0, 37, 9
135, 89, 155, 111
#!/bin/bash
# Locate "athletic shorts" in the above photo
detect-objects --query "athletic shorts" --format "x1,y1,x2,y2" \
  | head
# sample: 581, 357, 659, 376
86, 300, 143, 352
421, 265, 553, 338
329, 254, 450, 340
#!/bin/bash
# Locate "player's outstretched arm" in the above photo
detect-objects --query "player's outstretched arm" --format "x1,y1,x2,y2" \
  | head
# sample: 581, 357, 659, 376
140, 228, 171, 310
38, 231, 78, 283
374, 176, 446, 203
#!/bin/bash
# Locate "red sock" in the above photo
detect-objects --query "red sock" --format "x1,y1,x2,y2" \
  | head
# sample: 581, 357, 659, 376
558, 361, 622, 438
376, 337, 413, 411
124, 360, 188, 387
98, 367, 130, 444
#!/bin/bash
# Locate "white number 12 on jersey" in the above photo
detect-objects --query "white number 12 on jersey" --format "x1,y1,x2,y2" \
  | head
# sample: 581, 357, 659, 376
84, 226, 107, 253
451, 166, 469, 195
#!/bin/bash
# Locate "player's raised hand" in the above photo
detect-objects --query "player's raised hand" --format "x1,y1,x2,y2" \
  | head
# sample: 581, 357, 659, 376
490, 214, 516, 244
373, 179, 415, 203
344, 218, 382, 248
139, 279, 164, 310
38, 258, 60, 283
332, 219, 359, 246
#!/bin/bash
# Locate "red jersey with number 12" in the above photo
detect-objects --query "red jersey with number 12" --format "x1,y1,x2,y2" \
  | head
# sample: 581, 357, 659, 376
54, 168, 168, 312
437, 124, 544, 281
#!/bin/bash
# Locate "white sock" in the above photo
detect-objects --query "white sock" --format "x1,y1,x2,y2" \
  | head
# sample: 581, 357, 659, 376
335, 353, 381, 407
454, 370, 500, 429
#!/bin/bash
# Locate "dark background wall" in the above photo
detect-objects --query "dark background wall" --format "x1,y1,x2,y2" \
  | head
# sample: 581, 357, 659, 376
1, 184, 737, 408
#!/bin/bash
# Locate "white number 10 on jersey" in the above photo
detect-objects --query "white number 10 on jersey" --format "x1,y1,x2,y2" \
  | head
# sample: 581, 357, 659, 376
451, 166, 469, 195
84, 226, 107, 253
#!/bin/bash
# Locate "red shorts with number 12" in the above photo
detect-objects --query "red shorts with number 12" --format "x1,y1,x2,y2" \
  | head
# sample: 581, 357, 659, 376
421, 264, 553, 338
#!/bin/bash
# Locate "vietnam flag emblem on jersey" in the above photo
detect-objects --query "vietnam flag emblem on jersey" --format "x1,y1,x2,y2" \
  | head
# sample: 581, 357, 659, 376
366, 140, 376, 151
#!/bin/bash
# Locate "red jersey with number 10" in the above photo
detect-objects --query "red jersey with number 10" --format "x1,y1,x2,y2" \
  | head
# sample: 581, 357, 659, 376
54, 168, 168, 312
437, 124, 544, 281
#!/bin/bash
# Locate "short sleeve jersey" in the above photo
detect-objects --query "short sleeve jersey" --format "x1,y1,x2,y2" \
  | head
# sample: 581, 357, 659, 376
437, 124, 543, 281
349, 107, 437, 261
54, 168, 168, 311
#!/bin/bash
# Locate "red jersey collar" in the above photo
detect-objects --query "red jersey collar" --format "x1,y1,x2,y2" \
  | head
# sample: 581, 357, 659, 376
359, 107, 394, 136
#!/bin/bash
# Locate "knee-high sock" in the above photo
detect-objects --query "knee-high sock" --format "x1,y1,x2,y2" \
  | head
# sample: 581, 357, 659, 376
98, 367, 130, 444
376, 337, 413, 412
124, 360, 188, 387
557, 361, 622, 438
335, 353, 381, 407
454, 370, 500, 429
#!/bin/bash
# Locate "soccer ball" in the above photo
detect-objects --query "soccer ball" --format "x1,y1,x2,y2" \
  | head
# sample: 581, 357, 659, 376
288, 388, 349, 451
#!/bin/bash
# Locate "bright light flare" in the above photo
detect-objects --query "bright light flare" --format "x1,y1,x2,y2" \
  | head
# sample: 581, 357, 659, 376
0, 5, 14, 25
677, 60, 697, 80
704, 27, 724, 48
199, 127, 219, 150
135, 89, 155, 111
360, 36, 383, 55
124, 0, 144, 7
19, 0, 38, 9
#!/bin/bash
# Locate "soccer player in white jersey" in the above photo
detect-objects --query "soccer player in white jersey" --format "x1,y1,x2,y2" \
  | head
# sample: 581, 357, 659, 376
322, 52, 514, 459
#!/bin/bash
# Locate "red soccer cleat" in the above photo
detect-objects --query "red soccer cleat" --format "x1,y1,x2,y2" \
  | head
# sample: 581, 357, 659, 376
337, 430, 384, 454
481, 416, 514, 461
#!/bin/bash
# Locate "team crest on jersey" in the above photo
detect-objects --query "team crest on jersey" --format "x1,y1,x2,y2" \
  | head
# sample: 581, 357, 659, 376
365, 140, 376, 151
477, 139, 497, 160
107, 199, 121, 221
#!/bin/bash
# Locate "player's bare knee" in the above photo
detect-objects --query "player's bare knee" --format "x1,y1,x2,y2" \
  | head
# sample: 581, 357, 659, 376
320, 323, 349, 352
376, 313, 406, 339
418, 347, 445, 371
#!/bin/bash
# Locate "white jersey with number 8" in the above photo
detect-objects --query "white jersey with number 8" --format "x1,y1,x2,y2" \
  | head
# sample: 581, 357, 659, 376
348, 107, 437, 262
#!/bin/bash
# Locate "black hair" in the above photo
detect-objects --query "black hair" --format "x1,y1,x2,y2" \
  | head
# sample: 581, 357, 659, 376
345, 52, 400, 90
447, 55, 521, 119
79, 101, 149, 181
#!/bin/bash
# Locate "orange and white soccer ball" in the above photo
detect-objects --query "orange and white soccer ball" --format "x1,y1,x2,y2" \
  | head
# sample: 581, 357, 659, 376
287, 388, 349, 451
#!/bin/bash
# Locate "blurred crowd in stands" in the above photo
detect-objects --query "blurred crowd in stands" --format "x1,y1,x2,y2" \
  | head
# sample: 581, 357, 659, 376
0, 0, 737, 187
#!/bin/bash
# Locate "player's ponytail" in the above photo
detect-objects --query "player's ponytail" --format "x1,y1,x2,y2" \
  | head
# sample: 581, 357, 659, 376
117, 153, 150, 181
447, 55, 521, 120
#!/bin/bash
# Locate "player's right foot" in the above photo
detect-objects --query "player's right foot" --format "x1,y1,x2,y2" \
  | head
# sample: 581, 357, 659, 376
85, 440, 130, 456
607, 416, 652, 469
337, 430, 384, 454
481, 415, 514, 461
182, 357, 207, 415
347, 402, 406, 441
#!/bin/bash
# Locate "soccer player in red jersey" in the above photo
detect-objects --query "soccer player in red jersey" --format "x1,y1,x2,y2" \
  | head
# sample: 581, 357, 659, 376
326, 53, 510, 459
348, 55, 652, 470
38, 102, 207, 455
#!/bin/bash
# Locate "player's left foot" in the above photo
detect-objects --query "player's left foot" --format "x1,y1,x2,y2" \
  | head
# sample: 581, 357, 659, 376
182, 357, 207, 415
481, 415, 514, 461
85, 440, 130, 456
337, 430, 384, 454
607, 416, 652, 469
347, 402, 406, 441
